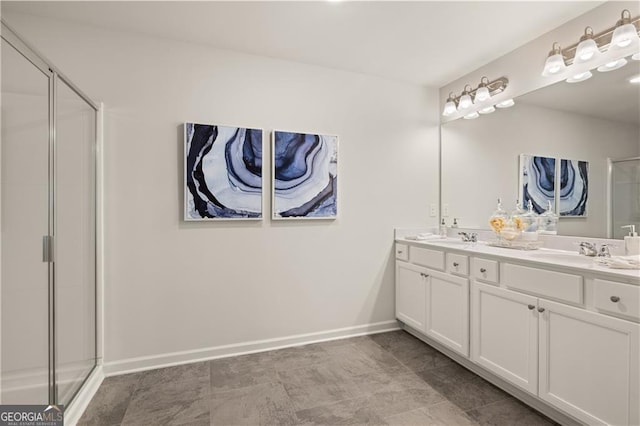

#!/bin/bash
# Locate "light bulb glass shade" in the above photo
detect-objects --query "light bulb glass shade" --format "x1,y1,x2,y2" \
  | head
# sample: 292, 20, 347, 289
478, 106, 496, 114
542, 53, 566, 76
463, 112, 479, 120
457, 94, 472, 110
597, 58, 628, 72
566, 70, 593, 83
632, 52, 640, 60
574, 38, 601, 63
442, 100, 457, 116
475, 86, 491, 102
496, 99, 515, 108
610, 23, 640, 49
630, 74, 640, 84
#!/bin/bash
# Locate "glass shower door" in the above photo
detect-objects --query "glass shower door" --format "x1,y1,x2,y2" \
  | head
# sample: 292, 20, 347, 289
611, 158, 640, 240
1, 38, 51, 404
54, 77, 97, 406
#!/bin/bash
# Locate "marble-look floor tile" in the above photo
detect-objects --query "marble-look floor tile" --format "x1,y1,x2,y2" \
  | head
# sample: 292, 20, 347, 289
466, 397, 557, 426
77, 373, 142, 426
210, 381, 297, 426
327, 339, 409, 376
278, 362, 360, 411
367, 372, 446, 418
121, 379, 210, 426
384, 401, 478, 426
295, 396, 388, 426
265, 344, 334, 372
138, 361, 210, 389
210, 353, 278, 392
417, 363, 510, 411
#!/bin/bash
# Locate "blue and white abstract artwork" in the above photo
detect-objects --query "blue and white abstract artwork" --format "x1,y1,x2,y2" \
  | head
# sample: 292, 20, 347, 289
185, 123, 263, 220
272, 131, 338, 219
520, 154, 555, 214
558, 159, 588, 217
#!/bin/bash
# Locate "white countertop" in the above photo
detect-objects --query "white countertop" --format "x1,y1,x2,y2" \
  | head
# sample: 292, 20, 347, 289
395, 237, 640, 283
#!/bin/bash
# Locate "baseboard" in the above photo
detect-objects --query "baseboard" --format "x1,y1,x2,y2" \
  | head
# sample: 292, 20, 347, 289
104, 320, 400, 377
64, 364, 104, 426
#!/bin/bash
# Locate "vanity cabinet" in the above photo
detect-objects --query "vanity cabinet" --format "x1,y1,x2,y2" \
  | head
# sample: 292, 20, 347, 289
538, 299, 639, 426
396, 238, 640, 426
471, 282, 538, 394
395, 244, 469, 357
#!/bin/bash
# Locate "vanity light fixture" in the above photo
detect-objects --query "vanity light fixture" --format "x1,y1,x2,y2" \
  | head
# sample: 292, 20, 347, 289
442, 93, 457, 116
495, 99, 515, 108
457, 85, 473, 111
542, 43, 567, 76
463, 111, 480, 120
441, 76, 509, 117
542, 9, 639, 83
630, 74, 640, 84
478, 105, 496, 114
574, 27, 602, 63
610, 9, 640, 49
566, 70, 593, 83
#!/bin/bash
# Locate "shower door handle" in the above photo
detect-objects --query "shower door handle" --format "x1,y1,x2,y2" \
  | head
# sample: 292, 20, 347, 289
42, 235, 53, 263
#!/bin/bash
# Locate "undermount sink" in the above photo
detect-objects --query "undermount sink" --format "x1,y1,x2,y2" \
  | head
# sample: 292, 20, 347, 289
526, 252, 595, 265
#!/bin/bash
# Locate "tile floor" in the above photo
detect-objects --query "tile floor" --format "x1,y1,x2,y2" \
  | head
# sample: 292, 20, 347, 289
78, 330, 556, 425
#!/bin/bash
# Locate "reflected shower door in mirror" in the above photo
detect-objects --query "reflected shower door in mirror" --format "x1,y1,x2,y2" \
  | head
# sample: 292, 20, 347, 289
610, 158, 640, 239
441, 60, 639, 239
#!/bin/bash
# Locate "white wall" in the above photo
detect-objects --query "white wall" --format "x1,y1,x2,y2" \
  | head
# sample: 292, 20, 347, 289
2, 13, 440, 366
441, 102, 639, 237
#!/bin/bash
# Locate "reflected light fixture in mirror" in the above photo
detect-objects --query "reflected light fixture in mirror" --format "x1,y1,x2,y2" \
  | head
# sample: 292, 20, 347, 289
463, 111, 480, 120
541, 9, 639, 83
496, 99, 515, 108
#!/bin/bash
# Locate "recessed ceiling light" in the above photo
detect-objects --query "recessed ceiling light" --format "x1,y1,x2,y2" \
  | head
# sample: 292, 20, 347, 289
630, 75, 640, 84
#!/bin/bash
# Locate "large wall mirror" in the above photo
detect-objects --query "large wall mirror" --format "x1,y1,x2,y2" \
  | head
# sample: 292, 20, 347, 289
441, 61, 639, 239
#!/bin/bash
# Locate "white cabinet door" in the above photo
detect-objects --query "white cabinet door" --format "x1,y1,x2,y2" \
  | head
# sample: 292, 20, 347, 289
425, 269, 469, 357
396, 261, 427, 332
539, 299, 640, 426
471, 282, 538, 394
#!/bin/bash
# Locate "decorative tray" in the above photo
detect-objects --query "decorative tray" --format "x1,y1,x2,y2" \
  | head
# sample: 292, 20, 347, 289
487, 240, 544, 250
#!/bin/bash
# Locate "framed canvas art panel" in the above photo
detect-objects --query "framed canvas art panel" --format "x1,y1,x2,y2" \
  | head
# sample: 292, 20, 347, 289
272, 130, 338, 220
519, 154, 556, 214
558, 159, 588, 217
184, 122, 263, 220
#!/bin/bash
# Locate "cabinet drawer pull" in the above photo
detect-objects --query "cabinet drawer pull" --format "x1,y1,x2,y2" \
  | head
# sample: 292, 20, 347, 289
453, 262, 459, 267
480, 268, 487, 273
610, 296, 620, 303
420, 273, 429, 278
537, 307, 545, 313
528, 304, 535, 310
397, 250, 403, 254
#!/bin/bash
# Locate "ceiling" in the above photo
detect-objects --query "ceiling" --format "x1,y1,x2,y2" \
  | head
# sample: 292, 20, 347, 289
2, 1, 604, 88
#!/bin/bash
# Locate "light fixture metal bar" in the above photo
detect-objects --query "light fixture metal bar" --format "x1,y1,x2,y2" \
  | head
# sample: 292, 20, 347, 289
561, 16, 639, 65
449, 76, 509, 105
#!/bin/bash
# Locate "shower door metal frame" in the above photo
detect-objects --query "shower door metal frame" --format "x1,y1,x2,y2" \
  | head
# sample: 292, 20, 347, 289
607, 156, 640, 239
1, 20, 99, 406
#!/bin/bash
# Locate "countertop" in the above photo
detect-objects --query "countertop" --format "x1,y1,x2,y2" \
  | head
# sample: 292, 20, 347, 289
395, 237, 640, 283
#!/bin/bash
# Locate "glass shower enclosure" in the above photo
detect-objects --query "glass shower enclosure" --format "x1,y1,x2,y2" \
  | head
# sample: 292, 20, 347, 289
1, 21, 98, 408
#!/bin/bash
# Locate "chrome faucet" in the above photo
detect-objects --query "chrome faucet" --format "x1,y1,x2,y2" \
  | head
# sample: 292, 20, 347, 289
579, 242, 598, 257
598, 244, 612, 258
459, 232, 477, 243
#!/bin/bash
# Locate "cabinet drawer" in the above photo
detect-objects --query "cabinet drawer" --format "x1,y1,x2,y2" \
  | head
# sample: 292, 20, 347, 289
395, 243, 409, 261
503, 263, 583, 305
473, 258, 499, 284
594, 279, 640, 321
410, 246, 445, 270
447, 253, 469, 276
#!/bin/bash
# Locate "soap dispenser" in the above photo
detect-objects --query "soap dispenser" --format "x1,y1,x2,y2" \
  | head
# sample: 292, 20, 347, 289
622, 225, 640, 256
439, 218, 447, 237
538, 200, 558, 235
520, 200, 539, 240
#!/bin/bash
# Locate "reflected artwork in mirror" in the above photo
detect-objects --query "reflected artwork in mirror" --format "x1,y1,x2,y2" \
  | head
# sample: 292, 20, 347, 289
441, 58, 639, 238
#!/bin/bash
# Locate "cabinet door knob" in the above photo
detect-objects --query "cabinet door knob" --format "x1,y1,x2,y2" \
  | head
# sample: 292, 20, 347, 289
537, 307, 545, 313
610, 296, 620, 303
453, 262, 459, 267
528, 304, 535, 310
480, 268, 487, 273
